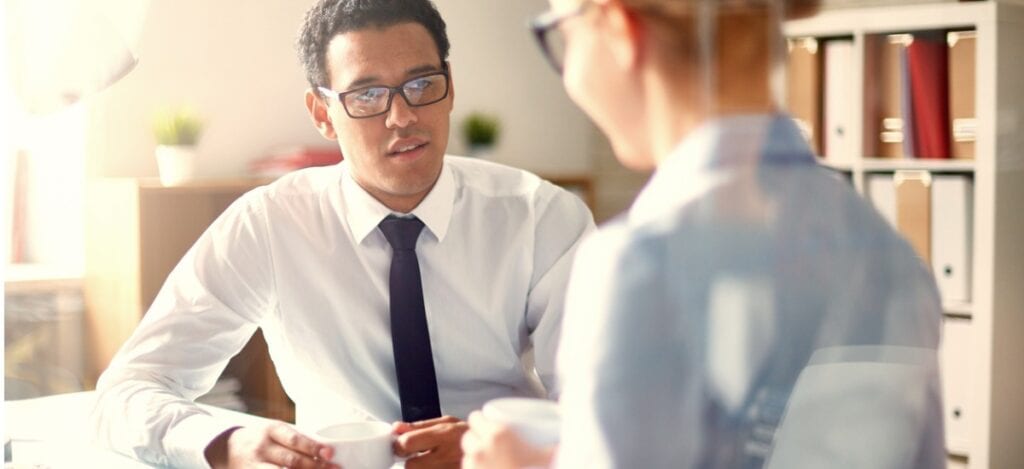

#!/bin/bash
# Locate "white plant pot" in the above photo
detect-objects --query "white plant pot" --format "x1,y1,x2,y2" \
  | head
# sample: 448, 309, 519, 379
469, 144, 497, 160
155, 145, 198, 186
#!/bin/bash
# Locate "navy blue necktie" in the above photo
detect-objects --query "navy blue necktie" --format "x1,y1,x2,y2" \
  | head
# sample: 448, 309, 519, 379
379, 215, 442, 422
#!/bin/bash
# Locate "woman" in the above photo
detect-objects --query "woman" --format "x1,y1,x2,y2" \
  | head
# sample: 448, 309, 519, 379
462, 0, 945, 468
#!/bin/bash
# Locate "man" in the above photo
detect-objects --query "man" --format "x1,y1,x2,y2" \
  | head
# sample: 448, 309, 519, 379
92, 0, 593, 467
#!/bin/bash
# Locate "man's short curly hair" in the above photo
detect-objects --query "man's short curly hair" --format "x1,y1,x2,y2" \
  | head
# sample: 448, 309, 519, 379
297, 0, 450, 89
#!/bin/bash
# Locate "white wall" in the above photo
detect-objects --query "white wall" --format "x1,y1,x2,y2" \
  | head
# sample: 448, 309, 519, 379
87, 0, 594, 178
86, 0, 322, 178
436, 0, 594, 173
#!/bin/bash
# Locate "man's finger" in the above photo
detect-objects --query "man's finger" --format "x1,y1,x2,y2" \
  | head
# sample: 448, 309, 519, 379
403, 435, 463, 469
398, 415, 460, 433
396, 424, 448, 452
395, 426, 440, 457
394, 420, 467, 455
262, 443, 324, 469
392, 421, 412, 435
268, 423, 332, 460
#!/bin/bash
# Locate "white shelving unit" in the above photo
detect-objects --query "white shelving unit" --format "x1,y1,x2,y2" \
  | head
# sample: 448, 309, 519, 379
786, 2, 1024, 468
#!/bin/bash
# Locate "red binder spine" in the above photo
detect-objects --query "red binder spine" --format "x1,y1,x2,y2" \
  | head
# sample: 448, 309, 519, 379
908, 34, 951, 159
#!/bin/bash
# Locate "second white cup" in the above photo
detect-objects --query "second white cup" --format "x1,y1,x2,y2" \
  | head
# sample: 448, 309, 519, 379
316, 421, 394, 469
481, 397, 561, 448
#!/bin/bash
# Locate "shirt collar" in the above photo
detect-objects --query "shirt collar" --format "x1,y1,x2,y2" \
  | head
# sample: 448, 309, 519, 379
630, 114, 815, 224
341, 159, 455, 245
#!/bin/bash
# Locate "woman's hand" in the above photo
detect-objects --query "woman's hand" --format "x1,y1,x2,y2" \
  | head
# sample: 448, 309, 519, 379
460, 411, 556, 469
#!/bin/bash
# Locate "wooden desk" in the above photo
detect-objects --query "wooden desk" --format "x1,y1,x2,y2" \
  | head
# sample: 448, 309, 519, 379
539, 173, 596, 210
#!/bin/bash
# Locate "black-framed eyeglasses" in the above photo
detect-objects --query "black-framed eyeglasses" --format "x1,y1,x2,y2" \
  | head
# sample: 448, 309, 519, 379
318, 66, 450, 119
530, 1, 595, 74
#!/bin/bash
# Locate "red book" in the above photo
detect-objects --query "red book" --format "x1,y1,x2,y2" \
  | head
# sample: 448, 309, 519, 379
249, 146, 343, 178
908, 34, 951, 159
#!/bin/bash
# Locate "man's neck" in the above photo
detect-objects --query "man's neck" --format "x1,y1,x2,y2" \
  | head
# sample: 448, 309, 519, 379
368, 185, 433, 214
348, 164, 443, 214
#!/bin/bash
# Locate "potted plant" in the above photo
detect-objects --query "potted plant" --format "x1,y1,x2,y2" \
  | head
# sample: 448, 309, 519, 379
152, 107, 203, 186
461, 112, 500, 159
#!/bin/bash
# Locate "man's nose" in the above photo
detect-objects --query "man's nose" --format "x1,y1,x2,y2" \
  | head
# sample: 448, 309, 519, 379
386, 93, 418, 129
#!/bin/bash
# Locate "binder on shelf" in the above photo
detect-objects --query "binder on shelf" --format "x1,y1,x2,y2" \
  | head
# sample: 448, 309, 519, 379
866, 174, 897, 229
823, 39, 855, 163
931, 175, 973, 303
894, 170, 932, 264
948, 31, 977, 160
899, 40, 916, 158
939, 316, 972, 455
908, 32, 951, 159
786, 37, 823, 155
875, 35, 910, 158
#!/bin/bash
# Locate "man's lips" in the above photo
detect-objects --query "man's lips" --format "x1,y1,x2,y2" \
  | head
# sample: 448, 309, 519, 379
388, 138, 429, 156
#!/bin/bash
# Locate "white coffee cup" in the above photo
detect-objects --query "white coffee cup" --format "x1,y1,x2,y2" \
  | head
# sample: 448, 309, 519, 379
481, 397, 561, 447
316, 421, 395, 469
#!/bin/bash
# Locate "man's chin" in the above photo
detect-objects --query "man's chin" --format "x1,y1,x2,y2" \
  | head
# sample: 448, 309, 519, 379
383, 172, 442, 200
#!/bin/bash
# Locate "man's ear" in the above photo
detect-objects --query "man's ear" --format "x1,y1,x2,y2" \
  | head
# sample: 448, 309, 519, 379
604, 0, 645, 71
305, 88, 337, 140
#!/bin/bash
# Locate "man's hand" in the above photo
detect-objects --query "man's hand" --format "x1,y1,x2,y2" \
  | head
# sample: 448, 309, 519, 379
205, 422, 338, 469
392, 415, 469, 469
461, 411, 556, 469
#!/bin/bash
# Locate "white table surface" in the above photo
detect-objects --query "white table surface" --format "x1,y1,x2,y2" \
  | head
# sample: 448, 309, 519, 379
3, 391, 270, 468
3, 391, 407, 468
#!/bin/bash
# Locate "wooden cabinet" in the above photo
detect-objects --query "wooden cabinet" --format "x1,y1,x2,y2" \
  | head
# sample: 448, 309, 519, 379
541, 173, 596, 211
84, 177, 294, 421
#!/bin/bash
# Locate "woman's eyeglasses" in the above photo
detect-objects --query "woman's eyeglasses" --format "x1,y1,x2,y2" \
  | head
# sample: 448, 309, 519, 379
529, 1, 595, 74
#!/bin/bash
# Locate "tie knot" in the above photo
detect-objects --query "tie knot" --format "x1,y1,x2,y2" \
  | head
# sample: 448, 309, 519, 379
379, 215, 425, 251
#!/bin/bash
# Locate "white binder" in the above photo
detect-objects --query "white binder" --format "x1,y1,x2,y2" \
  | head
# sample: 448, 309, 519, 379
866, 174, 897, 229
940, 316, 972, 455
824, 40, 855, 163
930, 175, 973, 303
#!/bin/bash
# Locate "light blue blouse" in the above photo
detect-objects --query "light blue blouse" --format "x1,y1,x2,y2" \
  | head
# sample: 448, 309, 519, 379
556, 115, 945, 468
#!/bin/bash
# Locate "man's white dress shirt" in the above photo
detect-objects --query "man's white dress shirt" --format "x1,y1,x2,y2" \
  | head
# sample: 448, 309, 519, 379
92, 156, 594, 468
555, 116, 945, 468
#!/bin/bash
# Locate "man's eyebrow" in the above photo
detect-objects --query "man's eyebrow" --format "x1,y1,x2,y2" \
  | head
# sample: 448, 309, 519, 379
405, 64, 442, 76
344, 74, 382, 90
342, 64, 443, 90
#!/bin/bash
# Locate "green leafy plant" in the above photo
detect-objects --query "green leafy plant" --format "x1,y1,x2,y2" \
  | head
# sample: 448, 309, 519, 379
152, 107, 203, 146
462, 112, 500, 148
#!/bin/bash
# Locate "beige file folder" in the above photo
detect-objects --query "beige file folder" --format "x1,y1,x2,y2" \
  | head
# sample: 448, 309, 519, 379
787, 37, 823, 155
948, 31, 977, 160
895, 170, 932, 264
877, 36, 908, 158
